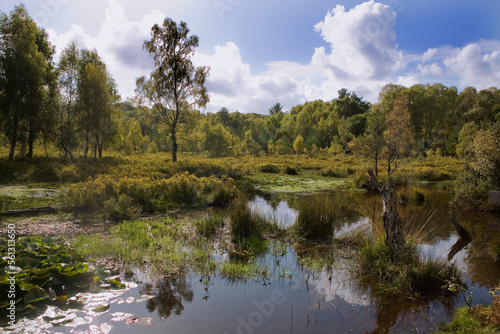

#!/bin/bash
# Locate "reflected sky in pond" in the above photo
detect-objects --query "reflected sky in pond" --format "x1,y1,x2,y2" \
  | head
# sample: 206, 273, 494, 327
247, 195, 299, 228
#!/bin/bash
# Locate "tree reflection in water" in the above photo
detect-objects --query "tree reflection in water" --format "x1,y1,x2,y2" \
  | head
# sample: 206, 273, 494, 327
141, 274, 194, 319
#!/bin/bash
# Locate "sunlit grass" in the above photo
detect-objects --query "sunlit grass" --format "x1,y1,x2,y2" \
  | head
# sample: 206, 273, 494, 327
72, 219, 188, 272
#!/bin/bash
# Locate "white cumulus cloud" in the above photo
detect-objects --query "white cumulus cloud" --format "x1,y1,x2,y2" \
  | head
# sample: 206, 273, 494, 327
444, 43, 500, 89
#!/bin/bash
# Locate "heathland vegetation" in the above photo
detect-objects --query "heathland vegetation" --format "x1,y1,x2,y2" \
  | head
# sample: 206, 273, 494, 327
1, 4, 500, 333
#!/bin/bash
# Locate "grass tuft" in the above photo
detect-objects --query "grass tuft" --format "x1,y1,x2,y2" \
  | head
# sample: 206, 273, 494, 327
195, 213, 225, 238
358, 236, 460, 298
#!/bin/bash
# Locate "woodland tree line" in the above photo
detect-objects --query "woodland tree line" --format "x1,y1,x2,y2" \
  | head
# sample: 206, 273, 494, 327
1, 5, 500, 198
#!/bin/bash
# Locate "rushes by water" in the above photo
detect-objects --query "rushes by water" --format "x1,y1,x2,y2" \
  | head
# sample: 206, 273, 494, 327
292, 195, 350, 242
195, 213, 225, 238
358, 235, 460, 298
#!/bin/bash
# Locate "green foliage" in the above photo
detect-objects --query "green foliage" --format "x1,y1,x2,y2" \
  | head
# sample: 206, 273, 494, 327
0, 236, 101, 312
293, 135, 305, 154
0, 4, 57, 160
203, 123, 235, 158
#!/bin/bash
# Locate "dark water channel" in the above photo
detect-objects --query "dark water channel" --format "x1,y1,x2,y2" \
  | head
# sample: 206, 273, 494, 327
9, 186, 500, 334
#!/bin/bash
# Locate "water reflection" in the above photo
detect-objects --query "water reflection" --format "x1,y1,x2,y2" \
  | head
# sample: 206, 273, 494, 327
247, 195, 298, 227
141, 274, 194, 319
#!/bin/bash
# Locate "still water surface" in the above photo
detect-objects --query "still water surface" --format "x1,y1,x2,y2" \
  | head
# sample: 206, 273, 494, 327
8, 186, 500, 333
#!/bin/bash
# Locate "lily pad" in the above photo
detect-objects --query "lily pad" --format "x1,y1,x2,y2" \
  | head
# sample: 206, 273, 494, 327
109, 279, 126, 289
24, 287, 49, 304
92, 304, 110, 313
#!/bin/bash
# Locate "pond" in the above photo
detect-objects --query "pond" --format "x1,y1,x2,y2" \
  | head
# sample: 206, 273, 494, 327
4, 185, 500, 333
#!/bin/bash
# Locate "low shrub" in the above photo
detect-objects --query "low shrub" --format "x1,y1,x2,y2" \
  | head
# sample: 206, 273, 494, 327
103, 194, 141, 222
158, 172, 201, 206
414, 166, 453, 181
285, 166, 298, 175
63, 172, 235, 219
320, 168, 347, 178
353, 171, 371, 190
258, 163, 281, 174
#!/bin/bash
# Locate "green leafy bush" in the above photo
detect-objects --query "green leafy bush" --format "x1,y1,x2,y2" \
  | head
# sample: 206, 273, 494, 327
285, 166, 298, 175
258, 163, 280, 174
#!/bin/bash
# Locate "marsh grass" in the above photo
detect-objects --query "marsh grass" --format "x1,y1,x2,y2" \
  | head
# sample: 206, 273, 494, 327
334, 223, 370, 249
73, 219, 188, 272
292, 195, 350, 242
229, 197, 265, 242
195, 213, 225, 238
358, 236, 460, 298
437, 307, 498, 334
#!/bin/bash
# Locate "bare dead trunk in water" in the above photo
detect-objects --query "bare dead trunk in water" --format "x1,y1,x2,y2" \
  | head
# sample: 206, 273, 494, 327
368, 169, 407, 258
447, 212, 472, 261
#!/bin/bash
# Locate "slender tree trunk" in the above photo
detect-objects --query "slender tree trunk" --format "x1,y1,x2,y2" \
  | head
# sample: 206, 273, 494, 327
8, 118, 19, 160
84, 130, 89, 159
93, 138, 98, 161
172, 133, 178, 162
374, 152, 378, 177
98, 141, 103, 158
8, 140, 16, 160
28, 122, 35, 159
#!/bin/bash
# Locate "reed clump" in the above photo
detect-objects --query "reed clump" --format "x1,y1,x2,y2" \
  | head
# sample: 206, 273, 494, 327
358, 236, 460, 298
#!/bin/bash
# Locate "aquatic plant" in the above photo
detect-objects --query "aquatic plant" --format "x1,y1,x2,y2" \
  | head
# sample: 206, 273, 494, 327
229, 197, 265, 242
219, 261, 259, 280
0, 236, 124, 317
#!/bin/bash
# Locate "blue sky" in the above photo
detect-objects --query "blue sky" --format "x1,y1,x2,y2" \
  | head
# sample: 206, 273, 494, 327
1, 0, 500, 114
